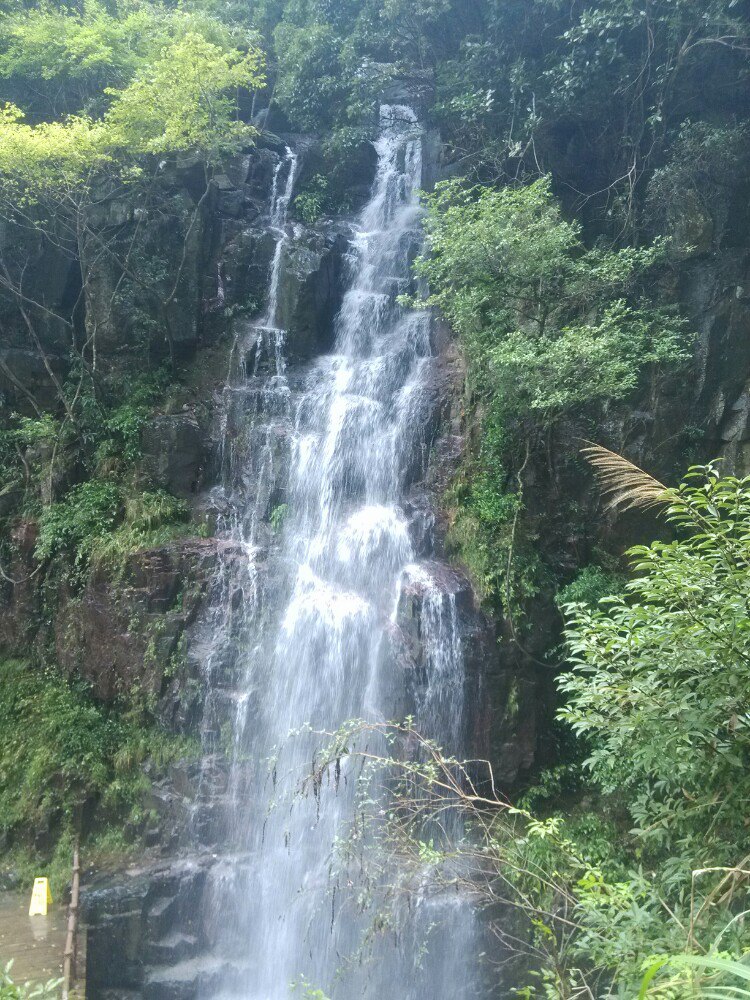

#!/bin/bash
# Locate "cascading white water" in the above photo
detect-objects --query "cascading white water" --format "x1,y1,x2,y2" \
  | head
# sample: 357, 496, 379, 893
201, 106, 478, 1000
264, 147, 298, 330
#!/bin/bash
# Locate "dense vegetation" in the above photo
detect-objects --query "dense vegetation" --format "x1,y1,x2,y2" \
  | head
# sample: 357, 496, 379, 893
0, 658, 196, 892
0, 0, 749, 995
311, 468, 750, 997
413, 176, 688, 610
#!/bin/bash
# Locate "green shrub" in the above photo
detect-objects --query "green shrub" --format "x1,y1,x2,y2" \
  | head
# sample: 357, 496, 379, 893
35, 480, 123, 567
560, 467, 750, 869
293, 174, 329, 224
0, 414, 60, 497
91, 489, 191, 567
556, 565, 625, 609
0, 962, 59, 1000
0, 658, 196, 864
415, 176, 688, 421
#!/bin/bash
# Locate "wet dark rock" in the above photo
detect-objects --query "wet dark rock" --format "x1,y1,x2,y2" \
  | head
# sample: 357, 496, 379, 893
84, 857, 217, 1000
219, 227, 276, 313
380, 71, 435, 115
81, 185, 211, 365
245, 147, 281, 199
50, 539, 217, 717
141, 415, 206, 498
276, 227, 349, 359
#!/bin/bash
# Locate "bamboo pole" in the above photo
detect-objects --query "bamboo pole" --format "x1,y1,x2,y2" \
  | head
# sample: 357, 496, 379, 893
62, 840, 80, 1000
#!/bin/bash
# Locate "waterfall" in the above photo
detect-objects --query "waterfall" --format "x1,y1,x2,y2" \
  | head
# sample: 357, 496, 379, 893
199, 106, 478, 1000
264, 147, 298, 330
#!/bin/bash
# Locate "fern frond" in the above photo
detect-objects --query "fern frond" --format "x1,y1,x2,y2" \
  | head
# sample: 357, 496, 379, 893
580, 441, 670, 513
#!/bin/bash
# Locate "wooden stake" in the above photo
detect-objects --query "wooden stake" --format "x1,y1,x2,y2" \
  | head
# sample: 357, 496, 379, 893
62, 840, 80, 1000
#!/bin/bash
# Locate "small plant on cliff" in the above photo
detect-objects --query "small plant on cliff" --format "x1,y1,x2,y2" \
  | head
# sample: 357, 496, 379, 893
555, 563, 625, 609
35, 480, 192, 577
270, 502, 289, 532
0, 413, 60, 502
293, 174, 329, 224
35, 479, 123, 568
91, 489, 190, 569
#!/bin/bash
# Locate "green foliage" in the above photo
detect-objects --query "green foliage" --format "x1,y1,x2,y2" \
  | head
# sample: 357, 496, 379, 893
427, 0, 749, 210
92, 489, 191, 567
0, 413, 59, 498
490, 301, 687, 422
647, 119, 750, 249
92, 367, 175, 467
269, 502, 288, 532
415, 177, 686, 422
35, 479, 191, 574
104, 31, 264, 160
273, 21, 346, 132
291, 978, 331, 1000
445, 412, 538, 611
0, 2, 165, 115
560, 467, 750, 870
426, 176, 687, 615
641, 951, 750, 998
0, 658, 195, 846
0, 1, 260, 114
0, 1, 265, 236
446, 460, 542, 615
0, 963, 59, 1000
293, 174, 329, 224
35, 479, 122, 566
0, 30, 263, 201
556, 565, 626, 609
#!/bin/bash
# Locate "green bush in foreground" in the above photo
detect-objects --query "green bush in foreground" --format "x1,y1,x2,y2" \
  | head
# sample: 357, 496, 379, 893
0, 962, 59, 1000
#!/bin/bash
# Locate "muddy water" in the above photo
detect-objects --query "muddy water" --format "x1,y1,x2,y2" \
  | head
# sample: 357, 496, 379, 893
0, 891, 71, 982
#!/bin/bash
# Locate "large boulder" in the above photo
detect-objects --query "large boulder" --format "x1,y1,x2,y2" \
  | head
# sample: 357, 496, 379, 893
83, 857, 215, 1000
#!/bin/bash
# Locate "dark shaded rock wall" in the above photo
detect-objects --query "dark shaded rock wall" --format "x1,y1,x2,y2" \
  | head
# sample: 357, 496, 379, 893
0, 136, 353, 708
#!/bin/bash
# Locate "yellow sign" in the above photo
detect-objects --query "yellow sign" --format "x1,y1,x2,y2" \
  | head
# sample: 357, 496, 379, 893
28, 877, 52, 916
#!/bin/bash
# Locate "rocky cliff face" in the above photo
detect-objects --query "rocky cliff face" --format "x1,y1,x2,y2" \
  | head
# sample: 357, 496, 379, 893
0, 136, 358, 713
69, 121, 518, 999
3, 116, 747, 801
2, 104, 750, 997
0, 123, 512, 995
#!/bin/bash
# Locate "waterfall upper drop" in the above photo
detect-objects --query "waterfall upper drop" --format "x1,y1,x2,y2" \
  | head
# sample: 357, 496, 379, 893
196, 105, 478, 1000
264, 147, 298, 330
